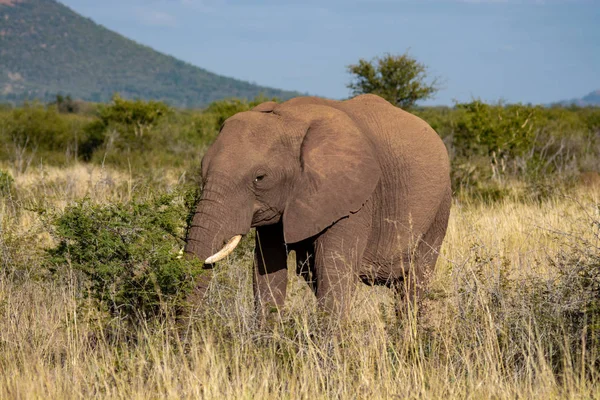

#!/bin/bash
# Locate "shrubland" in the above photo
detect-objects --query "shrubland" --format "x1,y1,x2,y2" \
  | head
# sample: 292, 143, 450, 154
1, 95, 598, 196
0, 96, 598, 398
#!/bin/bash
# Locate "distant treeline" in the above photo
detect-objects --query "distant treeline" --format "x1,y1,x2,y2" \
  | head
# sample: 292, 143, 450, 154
1, 95, 599, 201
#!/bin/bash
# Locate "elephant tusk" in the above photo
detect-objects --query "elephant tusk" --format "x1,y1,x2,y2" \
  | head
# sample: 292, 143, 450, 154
205, 235, 242, 264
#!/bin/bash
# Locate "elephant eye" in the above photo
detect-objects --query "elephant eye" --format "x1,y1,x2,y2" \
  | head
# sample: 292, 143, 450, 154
254, 174, 265, 183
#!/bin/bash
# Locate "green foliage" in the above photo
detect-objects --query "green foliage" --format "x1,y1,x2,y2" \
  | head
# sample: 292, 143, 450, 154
76, 95, 276, 166
78, 119, 107, 162
98, 94, 172, 139
0, 169, 14, 197
453, 101, 540, 158
0, 0, 299, 107
444, 102, 600, 200
78, 95, 195, 164
412, 106, 460, 137
47, 191, 204, 321
0, 93, 598, 202
1, 102, 71, 150
581, 107, 600, 134
52, 94, 80, 114
346, 52, 440, 109
0, 102, 96, 171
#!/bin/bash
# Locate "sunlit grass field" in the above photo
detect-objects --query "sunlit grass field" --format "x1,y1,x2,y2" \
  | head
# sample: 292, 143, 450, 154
1, 163, 599, 399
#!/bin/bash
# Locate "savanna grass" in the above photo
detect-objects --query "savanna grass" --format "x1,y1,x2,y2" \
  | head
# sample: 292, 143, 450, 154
0, 163, 599, 399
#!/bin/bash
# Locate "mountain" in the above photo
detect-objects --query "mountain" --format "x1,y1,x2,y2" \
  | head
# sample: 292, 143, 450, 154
551, 90, 600, 107
0, 0, 300, 107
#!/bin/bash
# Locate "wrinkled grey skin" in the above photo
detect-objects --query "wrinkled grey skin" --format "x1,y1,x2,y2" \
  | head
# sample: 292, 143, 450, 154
185, 94, 451, 318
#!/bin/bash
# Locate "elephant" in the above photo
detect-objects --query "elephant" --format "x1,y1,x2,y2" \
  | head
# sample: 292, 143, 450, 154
184, 94, 451, 318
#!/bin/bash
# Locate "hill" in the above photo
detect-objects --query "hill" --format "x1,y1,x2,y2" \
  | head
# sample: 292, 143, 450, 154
0, 0, 300, 107
552, 89, 600, 107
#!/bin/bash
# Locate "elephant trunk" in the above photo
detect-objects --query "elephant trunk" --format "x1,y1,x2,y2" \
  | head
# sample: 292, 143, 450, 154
183, 181, 251, 307
185, 209, 224, 262
184, 179, 252, 263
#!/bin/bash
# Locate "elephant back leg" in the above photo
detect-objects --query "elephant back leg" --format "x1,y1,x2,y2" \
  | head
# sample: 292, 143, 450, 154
313, 207, 371, 319
397, 188, 451, 312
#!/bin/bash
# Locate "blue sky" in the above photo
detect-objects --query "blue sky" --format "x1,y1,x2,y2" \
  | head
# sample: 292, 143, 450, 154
59, 0, 600, 105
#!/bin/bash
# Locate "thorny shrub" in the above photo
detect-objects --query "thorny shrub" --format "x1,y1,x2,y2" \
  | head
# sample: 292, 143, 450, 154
47, 188, 203, 323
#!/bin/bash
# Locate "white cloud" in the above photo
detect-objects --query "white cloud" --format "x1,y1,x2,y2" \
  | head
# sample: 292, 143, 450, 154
135, 9, 177, 27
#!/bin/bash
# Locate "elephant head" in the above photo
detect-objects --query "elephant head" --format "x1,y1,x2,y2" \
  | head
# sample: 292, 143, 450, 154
184, 100, 382, 264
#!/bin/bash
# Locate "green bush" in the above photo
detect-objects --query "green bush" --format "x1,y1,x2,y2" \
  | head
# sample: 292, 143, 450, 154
444, 102, 600, 200
98, 94, 172, 139
0, 170, 14, 197
583, 108, 600, 134
0, 102, 94, 170
77, 94, 177, 164
453, 101, 540, 159
1, 102, 71, 151
0, 96, 597, 203
47, 190, 204, 321
52, 94, 80, 114
413, 105, 460, 139
164, 96, 278, 152
78, 119, 108, 162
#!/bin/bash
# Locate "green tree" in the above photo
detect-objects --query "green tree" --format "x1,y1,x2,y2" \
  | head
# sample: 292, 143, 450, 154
52, 94, 80, 114
99, 94, 172, 138
346, 52, 440, 109
453, 101, 540, 159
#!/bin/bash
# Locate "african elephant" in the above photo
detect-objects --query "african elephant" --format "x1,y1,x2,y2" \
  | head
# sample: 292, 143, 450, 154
184, 94, 451, 318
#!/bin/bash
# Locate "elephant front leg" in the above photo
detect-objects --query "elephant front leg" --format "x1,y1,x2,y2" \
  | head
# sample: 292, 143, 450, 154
254, 222, 289, 319
295, 240, 317, 295
313, 210, 370, 319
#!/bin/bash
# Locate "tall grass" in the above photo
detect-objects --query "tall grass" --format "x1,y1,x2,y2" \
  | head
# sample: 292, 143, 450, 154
0, 163, 599, 398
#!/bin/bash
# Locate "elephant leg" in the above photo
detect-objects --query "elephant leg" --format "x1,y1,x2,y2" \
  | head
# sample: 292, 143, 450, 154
313, 208, 370, 319
413, 189, 451, 299
397, 189, 451, 315
295, 241, 317, 295
254, 222, 289, 318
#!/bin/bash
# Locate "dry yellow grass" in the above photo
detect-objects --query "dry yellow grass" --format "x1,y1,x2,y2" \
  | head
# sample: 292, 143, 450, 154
0, 164, 598, 399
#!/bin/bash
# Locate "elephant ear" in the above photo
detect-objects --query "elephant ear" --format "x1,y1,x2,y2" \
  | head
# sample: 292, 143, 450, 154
283, 112, 381, 243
